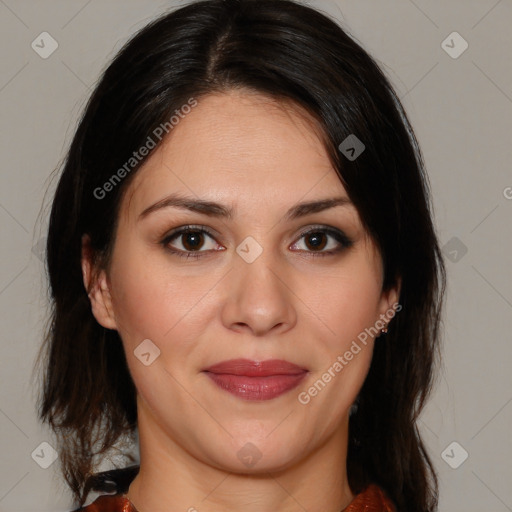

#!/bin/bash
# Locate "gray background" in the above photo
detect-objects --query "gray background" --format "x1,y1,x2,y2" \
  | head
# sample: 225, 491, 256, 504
1, 0, 511, 511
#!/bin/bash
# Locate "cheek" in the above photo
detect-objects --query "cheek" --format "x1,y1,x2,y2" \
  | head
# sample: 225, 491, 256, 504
109, 262, 199, 408
110, 265, 167, 342
108, 247, 213, 371
109, 235, 184, 328
319, 270, 383, 350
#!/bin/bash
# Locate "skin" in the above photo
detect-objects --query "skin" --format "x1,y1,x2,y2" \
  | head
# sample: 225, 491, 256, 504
82, 90, 400, 512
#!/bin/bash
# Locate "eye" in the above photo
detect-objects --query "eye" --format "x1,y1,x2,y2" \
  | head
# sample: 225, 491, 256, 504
161, 226, 221, 259
290, 226, 353, 257
160, 224, 353, 260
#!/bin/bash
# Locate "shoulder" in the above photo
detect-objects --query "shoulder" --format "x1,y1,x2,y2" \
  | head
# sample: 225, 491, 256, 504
69, 465, 140, 512
342, 483, 396, 512
71, 494, 136, 512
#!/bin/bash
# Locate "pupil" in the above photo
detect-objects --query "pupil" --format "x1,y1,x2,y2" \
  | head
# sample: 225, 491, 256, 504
308, 232, 325, 250
184, 232, 202, 250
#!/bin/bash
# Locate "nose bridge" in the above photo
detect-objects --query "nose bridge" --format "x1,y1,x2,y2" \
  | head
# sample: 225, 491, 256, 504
221, 233, 296, 335
234, 233, 282, 297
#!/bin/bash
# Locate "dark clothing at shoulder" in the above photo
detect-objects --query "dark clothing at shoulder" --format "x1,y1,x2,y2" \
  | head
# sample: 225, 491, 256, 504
70, 465, 140, 511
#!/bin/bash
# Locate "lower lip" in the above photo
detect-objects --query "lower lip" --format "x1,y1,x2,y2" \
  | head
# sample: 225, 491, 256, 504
204, 372, 308, 401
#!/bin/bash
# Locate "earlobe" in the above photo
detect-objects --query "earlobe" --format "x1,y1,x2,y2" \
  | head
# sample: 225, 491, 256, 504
81, 234, 118, 331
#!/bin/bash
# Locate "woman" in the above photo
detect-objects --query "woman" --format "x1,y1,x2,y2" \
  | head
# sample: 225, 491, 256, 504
35, 0, 446, 511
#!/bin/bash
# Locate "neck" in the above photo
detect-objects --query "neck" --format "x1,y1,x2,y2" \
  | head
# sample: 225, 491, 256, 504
126, 400, 355, 512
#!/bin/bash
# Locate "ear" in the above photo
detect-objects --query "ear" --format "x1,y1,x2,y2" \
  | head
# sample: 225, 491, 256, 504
376, 275, 402, 327
81, 234, 117, 330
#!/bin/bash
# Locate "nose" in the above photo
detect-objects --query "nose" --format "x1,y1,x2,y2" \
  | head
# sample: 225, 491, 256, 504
220, 244, 297, 337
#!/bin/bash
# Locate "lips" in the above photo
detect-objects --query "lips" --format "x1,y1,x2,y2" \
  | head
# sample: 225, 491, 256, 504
202, 359, 308, 401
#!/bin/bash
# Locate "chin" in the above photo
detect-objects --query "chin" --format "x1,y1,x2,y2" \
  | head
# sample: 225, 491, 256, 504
204, 434, 305, 474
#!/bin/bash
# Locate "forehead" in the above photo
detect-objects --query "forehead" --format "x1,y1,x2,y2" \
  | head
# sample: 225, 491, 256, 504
121, 91, 352, 223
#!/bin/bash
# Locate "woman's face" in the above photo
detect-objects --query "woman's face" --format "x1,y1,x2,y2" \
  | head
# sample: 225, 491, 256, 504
84, 90, 399, 473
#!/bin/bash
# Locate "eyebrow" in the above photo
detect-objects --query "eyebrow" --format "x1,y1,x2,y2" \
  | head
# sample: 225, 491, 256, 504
138, 193, 353, 222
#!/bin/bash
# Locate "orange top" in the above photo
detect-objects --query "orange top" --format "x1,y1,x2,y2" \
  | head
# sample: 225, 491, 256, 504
74, 483, 395, 512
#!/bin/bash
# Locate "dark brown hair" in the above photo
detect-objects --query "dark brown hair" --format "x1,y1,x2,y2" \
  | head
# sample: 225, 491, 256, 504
34, 0, 447, 510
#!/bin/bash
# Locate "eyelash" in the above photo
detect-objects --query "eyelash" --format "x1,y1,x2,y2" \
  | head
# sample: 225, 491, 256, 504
160, 225, 354, 260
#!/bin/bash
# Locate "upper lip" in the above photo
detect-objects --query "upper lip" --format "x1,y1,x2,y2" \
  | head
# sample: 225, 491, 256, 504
202, 358, 307, 377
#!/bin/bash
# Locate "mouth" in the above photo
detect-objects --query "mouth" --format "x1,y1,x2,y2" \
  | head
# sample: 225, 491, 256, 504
202, 358, 308, 401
